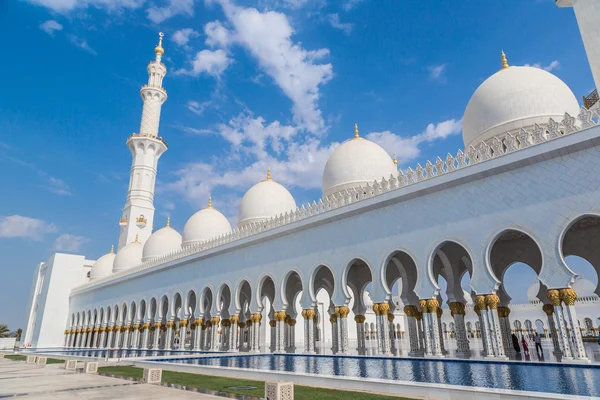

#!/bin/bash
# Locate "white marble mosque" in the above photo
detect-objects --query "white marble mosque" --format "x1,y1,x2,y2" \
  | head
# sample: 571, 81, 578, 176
23, 0, 600, 364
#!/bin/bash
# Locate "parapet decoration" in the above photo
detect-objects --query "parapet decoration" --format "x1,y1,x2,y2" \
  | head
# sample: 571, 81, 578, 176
74, 107, 600, 292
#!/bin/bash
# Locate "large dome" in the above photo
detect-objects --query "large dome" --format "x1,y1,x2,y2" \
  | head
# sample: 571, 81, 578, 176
182, 198, 232, 247
238, 170, 297, 228
143, 219, 182, 261
572, 276, 598, 298
462, 54, 580, 149
322, 125, 398, 197
113, 238, 143, 273
90, 247, 116, 281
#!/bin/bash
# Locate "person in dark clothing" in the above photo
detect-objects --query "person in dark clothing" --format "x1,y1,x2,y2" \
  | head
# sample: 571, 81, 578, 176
512, 333, 521, 353
534, 333, 543, 358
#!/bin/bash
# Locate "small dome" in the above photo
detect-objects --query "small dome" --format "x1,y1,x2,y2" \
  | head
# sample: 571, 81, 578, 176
183, 198, 232, 247
90, 247, 116, 280
322, 125, 398, 197
572, 276, 598, 298
238, 170, 297, 228
113, 238, 143, 273
143, 219, 182, 261
527, 280, 541, 303
462, 289, 473, 306
462, 54, 579, 149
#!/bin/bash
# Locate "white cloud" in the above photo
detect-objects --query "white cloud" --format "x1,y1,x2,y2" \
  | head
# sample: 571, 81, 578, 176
44, 176, 72, 196
327, 13, 352, 35
428, 64, 447, 82
187, 100, 212, 116
366, 119, 463, 165
40, 20, 63, 36
146, 0, 194, 23
68, 35, 97, 55
343, 0, 365, 11
25, 0, 143, 13
204, 20, 232, 48
0, 215, 58, 241
176, 49, 232, 77
212, 0, 333, 134
171, 28, 199, 46
54, 233, 90, 252
524, 60, 560, 72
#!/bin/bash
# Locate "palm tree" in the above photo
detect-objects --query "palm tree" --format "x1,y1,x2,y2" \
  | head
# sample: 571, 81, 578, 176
0, 324, 9, 338
14, 328, 22, 340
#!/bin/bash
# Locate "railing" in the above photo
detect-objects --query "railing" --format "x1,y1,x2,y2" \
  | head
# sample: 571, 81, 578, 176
126, 133, 168, 148
73, 107, 600, 293
583, 88, 599, 110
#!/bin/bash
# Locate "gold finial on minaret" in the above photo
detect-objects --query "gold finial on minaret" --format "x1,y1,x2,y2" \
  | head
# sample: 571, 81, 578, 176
266, 167, 271, 181
393, 154, 398, 165
134, 234, 139, 243
501, 50, 509, 69
110, 245, 114, 254
155, 32, 165, 56
353, 123, 360, 139
166, 216, 170, 227
207, 195, 213, 209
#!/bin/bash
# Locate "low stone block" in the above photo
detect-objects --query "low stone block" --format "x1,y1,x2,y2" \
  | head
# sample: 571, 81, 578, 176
0, 353, 4, 358
142, 367, 162, 384
64, 359, 78, 370
85, 362, 98, 374
265, 381, 294, 400
36, 356, 47, 365
26, 356, 37, 364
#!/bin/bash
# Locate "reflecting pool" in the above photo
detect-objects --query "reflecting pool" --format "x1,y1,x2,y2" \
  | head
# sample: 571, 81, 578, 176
25, 348, 213, 358
152, 354, 600, 397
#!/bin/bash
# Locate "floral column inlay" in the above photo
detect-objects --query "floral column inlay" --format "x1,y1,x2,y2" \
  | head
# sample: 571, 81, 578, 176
547, 289, 572, 360
449, 302, 470, 357
486, 294, 506, 358
302, 309, 316, 354
560, 288, 588, 361
335, 306, 349, 354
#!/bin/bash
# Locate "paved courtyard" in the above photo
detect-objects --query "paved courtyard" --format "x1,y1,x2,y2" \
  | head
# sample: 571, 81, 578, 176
0, 359, 224, 399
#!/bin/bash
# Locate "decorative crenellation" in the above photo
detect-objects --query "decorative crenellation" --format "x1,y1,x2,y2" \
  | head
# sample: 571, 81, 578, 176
74, 109, 600, 291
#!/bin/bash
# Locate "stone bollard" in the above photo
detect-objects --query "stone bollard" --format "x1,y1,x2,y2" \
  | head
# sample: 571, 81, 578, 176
85, 362, 99, 374
26, 356, 37, 364
0, 353, 5, 359
143, 368, 162, 384
36, 357, 47, 365
265, 381, 294, 400
64, 359, 78, 371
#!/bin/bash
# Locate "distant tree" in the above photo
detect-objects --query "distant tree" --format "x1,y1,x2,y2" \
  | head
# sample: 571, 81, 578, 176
0, 324, 9, 338
13, 328, 22, 340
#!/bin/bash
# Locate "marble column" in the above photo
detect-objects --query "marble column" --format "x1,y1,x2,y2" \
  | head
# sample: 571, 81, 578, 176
221, 319, 230, 350
274, 312, 286, 352
560, 288, 589, 362
449, 302, 470, 357
302, 309, 316, 354
192, 318, 203, 350
99, 327, 107, 348
374, 303, 391, 355
107, 326, 115, 348
152, 323, 161, 349
288, 319, 296, 352
141, 323, 150, 349
164, 321, 174, 350
418, 300, 432, 356
269, 320, 276, 352
388, 313, 396, 354
425, 299, 443, 357
404, 306, 420, 356
85, 327, 93, 348
229, 316, 239, 352
335, 306, 349, 354
475, 297, 495, 357
178, 320, 188, 349
355, 315, 366, 353
486, 294, 507, 359
497, 306, 514, 357
417, 312, 426, 353
80, 326, 88, 348
542, 305, 562, 356
251, 313, 261, 352
547, 289, 573, 360
330, 314, 339, 354
209, 317, 220, 351
67, 330, 74, 348
435, 308, 445, 355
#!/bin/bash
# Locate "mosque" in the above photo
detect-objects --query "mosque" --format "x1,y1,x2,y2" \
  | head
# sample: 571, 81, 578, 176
23, 0, 600, 363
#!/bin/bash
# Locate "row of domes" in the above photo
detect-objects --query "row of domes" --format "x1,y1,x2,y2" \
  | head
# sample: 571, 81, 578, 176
91, 51, 583, 281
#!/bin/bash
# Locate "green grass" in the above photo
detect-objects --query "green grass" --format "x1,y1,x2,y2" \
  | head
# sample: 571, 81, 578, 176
98, 366, 413, 400
4, 354, 67, 364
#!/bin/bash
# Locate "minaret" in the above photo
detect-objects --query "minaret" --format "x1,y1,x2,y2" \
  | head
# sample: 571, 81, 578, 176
556, 0, 600, 93
118, 33, 168, 250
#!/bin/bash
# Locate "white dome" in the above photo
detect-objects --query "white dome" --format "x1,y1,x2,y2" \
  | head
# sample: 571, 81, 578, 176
462, 63, 580, 149
527, 280, 542, 303
572, 276, 598, 298
238, 173, 297, 228
322, 127, 398, 197
182, 200, 232, 247
113, 240, 143, 273
90, 248, 116, 281
143, 222, 182, 261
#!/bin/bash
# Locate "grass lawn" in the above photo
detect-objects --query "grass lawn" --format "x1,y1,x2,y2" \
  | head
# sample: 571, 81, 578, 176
4, 354, 67, 364
98, 366, 413, 400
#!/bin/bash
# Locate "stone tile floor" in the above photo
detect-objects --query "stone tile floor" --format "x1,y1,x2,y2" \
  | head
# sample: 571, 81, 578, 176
0, 359, 224, 399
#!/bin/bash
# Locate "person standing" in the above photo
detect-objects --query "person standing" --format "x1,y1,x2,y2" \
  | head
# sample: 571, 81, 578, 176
534, 333, 543, 359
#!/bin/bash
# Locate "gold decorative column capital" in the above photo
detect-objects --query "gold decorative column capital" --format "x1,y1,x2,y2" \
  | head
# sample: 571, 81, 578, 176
404, 305, 418, 317
238, 322, 246, 328
274, 311, 287, 321
485, 294, 500, 309
179, 320, 188, 328
475, 295, 487, 309
336, 306, 350, 318
301, 309, 316, 320
354, 314, 366, 323
542, 304, 554, 316
449, 302, 465, 316
436, 308, 443, 318
426, 299, 439, 313
376, 303, 390, 316
560, 288, 577, 305
473, 304, 481, 316
388, 313, 395, 322
329, 314, 338, 323
288, 319, 296, 326
194, 318, 204, 326
230, 316, 239, 324
165, 321, 175, 328
546, 289, 561, 306
269, 320, 277, 328
497, 306, 510, 318
210, 316, 221, 326
418, 299, 428, 313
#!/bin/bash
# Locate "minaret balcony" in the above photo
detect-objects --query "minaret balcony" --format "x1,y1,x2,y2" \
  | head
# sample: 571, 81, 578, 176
126, 133, 168, 148
140, 84, 167, 95
119, 216, 129, 226
136, 215, 148, 228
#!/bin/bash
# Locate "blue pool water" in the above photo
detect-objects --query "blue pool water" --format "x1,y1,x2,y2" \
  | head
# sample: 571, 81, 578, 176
152, 354, 600, 397
26, 348, 212, 358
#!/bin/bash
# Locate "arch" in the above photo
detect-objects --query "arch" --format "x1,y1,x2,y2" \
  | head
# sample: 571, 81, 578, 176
158, 295, 169, 320
235, 280, 252, 315
185, 289, 197, 318
310, 264, 335, 304
172, 292, 183, 320
199, 287, 214, 317
561, 214, 600, 295
149, 297, 158, 320
256, 274, 275, 311
383, 250, 419, 306
138, 299, 147, 322
217, 282, 232, 317
343, 257, 372, 305
129, 301, 137, 323
430, 240, 473, 305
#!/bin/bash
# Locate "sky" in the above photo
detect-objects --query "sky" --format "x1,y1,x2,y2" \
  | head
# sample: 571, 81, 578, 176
0, 0, 598, 330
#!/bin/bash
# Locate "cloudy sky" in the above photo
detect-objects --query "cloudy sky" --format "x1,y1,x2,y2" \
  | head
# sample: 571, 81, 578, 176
0, 0, 597, 329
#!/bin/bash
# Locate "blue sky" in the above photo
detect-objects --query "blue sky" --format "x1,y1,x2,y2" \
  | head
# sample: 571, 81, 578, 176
0, 0, 597, 329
